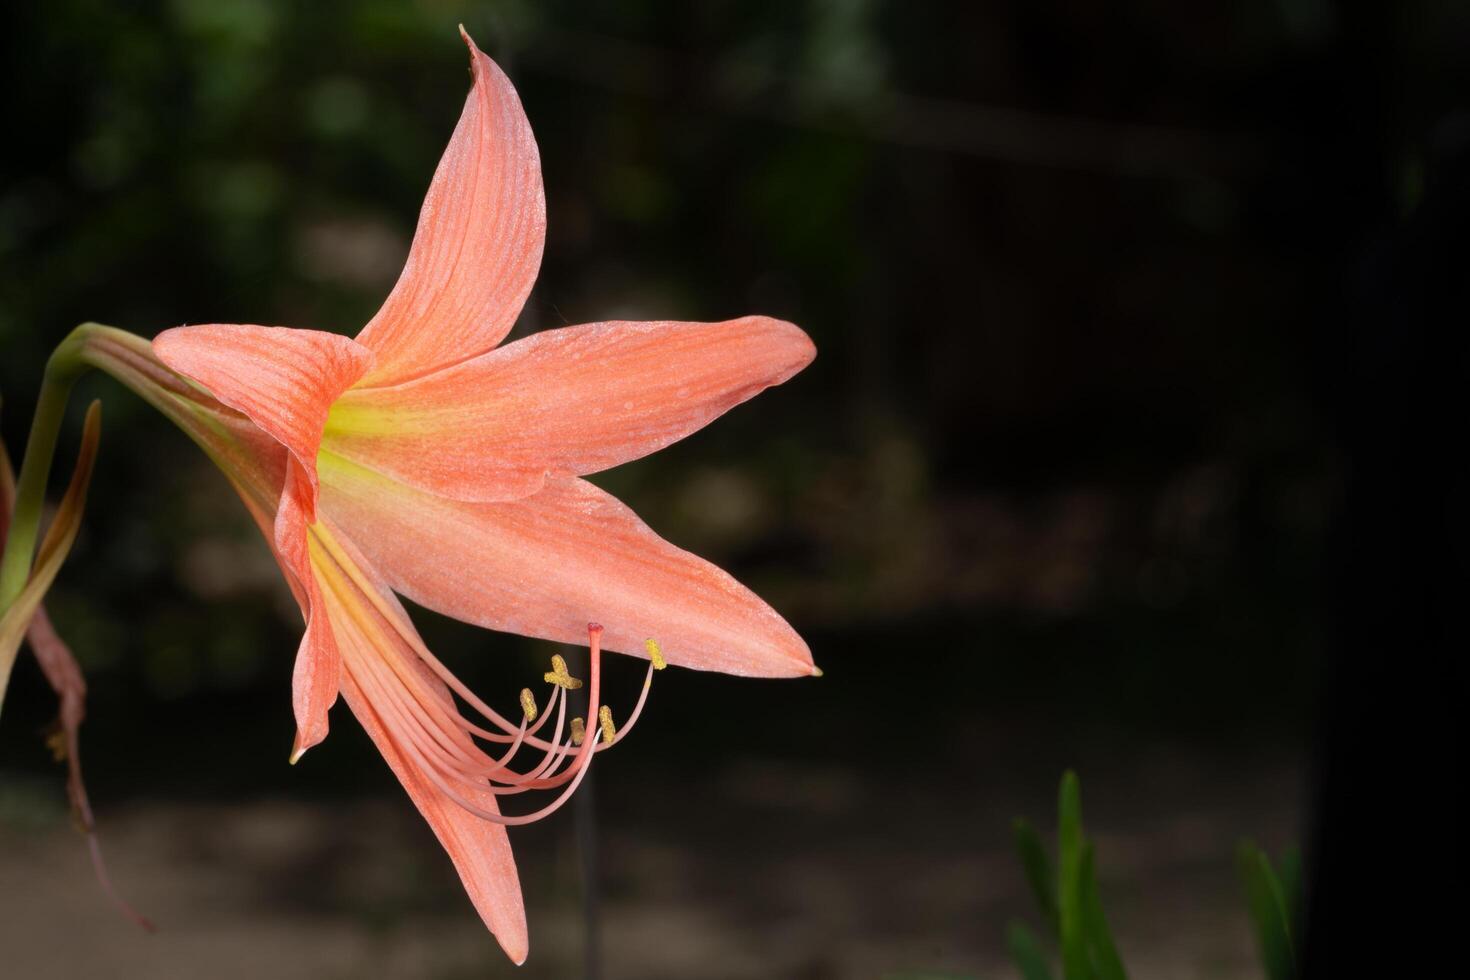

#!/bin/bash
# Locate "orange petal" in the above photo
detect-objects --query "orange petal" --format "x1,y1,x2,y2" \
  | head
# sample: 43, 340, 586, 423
318, 456, 814, 677
316, 528, 528, 963
153, 324, 372, 520
353, 28, 545, 388
339, 672, 527, 962
276, 462, 340, 757
324, 316, 815, 502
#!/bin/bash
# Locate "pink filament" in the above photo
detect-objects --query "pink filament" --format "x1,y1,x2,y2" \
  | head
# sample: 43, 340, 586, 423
355, 625, 604, 824
311, 528, 656, 827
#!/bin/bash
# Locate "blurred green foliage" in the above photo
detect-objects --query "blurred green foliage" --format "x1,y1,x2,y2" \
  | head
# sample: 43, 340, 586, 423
1236, 840, 1302, 980
997, 772, 1300, 980
1008, 772, 1127, 980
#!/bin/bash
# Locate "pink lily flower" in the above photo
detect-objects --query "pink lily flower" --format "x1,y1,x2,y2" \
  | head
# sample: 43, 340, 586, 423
145, 28, 814, 962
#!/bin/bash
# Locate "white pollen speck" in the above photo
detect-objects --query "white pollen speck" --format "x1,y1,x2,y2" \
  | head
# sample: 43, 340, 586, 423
623, 400, 634, 410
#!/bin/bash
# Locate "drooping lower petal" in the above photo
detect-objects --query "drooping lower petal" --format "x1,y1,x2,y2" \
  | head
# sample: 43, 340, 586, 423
339, 673, 528, 962
353, 28, 545, 388
324, 316, 815, 502
309, 523, 528, 963
153, 323, 373, 519
317, 453, 814, 677
275, 461, 340, 757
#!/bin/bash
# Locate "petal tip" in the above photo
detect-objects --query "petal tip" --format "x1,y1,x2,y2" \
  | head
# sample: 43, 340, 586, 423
493, 914, 529, 965
458, 24, 492, 75
288, 728, 317, 765
746, 316, 817, 375
776, 318, 818, 369
809, 664, 824, 678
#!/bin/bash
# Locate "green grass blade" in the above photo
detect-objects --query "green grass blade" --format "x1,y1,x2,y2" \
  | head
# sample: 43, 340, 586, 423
1013, 818, 1060, 935
1236, 841, 1295, 980
1057, 771, 1090, 980
1080, 843, 1127, 980
1008, 921, 1056, 980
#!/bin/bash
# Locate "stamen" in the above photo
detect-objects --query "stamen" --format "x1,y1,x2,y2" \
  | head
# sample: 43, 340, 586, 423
644, 637, 667, 670
596, 662, 657, 749
544, 654, 584, 690
309, 536, 656, 830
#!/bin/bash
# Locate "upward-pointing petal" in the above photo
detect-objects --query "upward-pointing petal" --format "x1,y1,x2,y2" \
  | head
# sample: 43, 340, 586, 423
153, 324, 372, 520
353, 28, 545, 388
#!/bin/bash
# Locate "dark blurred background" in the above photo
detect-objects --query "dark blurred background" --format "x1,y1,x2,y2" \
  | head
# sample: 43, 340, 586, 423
1, 2, 1463, 978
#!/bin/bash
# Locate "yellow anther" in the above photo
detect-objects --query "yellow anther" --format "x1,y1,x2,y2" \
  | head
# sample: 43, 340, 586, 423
570, 717, 586, 746
45, 730, 67, 763
598, 705, 616, 744
544, 654, 584, 690
644, 638, 667, 670
519, 688, 538, 722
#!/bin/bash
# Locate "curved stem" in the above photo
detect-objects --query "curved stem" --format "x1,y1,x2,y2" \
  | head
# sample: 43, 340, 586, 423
0, 329, 90, 612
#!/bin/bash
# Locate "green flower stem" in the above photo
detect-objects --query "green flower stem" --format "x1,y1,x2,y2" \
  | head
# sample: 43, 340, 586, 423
1, 322, 271, 717
0, 327, 91, 613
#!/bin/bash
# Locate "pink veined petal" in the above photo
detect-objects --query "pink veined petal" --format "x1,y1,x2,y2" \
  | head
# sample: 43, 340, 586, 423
315, 531, 527, 963
317, 455, 814, 678
323, 316, 816, 502
153, 323, 373, 520
353, 27, 545, 388
275, 461, 340, 757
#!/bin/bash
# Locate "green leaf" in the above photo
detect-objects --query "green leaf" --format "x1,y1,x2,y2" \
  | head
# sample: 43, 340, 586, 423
1057, 771, 1090, 980
1080, 844, 1127, 980
1013, 818, 1060, 935
1008, 921, 1055, 980
1236, 841, 1296, 980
